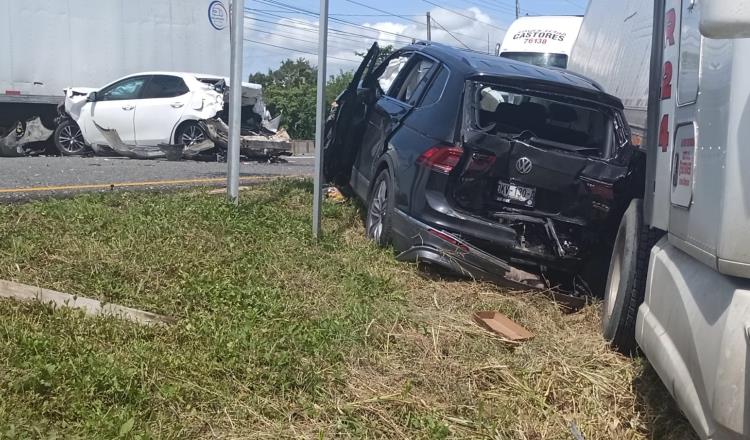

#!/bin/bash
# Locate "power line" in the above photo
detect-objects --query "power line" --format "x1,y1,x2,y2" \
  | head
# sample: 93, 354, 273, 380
430, 17, 471, 49
243, 38, 361, 63
422, 0, 507, 31
245, 26, 357, 53
245, 14, 371, 46
256, 0, 421, 41
339, 0, 493, 44
341, 0, 426, 26
247, 11, 411, 46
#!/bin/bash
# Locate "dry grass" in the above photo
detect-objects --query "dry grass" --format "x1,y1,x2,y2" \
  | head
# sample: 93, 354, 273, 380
0, 179, 696, 439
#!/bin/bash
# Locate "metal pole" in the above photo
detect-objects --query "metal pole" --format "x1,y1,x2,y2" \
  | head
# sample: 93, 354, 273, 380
515, 0, 520, 18
312, 0, 329, 238
227, 0, 243, 205
426, 12, 431, 40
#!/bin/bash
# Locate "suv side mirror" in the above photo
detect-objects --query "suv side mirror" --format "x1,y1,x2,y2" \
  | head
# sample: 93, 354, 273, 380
87, 91, 98, 102
700, 0, 750, 39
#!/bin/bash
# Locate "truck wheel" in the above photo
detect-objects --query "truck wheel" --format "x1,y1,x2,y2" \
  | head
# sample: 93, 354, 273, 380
602, 199, 663, 355
175, 121, 207, 148
365, 169, 395, 247
54, 119, 87, 156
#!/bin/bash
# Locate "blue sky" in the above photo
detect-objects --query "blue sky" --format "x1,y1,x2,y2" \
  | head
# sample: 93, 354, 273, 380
243, 0, 588, 75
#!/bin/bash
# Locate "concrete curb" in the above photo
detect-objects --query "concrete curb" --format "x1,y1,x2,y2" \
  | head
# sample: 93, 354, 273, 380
0, 280, 175, 326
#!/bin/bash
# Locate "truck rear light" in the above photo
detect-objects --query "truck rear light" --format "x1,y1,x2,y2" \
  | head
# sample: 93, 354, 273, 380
427, 228, 470, 252
417, 145, 463, 174
5, 90, 21, 96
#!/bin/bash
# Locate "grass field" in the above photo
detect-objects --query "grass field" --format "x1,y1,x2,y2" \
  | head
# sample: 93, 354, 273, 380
0, 179, 696, 439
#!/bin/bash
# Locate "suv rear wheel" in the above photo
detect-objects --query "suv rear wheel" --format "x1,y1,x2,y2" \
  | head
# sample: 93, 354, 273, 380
602, 199, 663, 355
365, 169, 395, 247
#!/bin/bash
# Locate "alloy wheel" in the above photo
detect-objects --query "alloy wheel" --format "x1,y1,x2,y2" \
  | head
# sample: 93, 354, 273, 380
367, 179, 388, 243
58, 124, 86, 154
180, 125, 206, 147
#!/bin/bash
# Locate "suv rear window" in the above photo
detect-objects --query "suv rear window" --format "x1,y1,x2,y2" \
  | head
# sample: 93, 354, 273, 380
474, 85, 613, 156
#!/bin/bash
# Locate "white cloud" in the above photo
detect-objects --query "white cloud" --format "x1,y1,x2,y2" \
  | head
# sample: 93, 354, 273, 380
243, 6, 507, 76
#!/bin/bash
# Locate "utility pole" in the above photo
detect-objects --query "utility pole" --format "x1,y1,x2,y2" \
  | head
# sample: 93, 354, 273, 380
426, 12, 431, 41
515, 0, 520, 18
312, 0, 330, 238
227, 0, 243, 205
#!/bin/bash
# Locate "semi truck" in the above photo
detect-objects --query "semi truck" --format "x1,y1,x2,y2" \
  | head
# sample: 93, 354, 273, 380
495, 15, 583, 69
0, 0, 231, 156
570, 0, 750, 438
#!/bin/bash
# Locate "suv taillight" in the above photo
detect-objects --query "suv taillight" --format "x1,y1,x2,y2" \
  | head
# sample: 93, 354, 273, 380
416, 145, 463, 174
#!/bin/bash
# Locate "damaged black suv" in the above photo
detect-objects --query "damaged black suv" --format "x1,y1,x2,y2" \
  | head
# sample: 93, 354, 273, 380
324, 42, 644, 295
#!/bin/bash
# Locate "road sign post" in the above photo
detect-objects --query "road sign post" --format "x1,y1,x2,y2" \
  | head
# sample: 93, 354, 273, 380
227, 0, 243, 205
312, 0, 330, 238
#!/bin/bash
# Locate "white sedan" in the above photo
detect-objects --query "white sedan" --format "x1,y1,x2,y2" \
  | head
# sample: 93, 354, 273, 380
54, 72, 268, 156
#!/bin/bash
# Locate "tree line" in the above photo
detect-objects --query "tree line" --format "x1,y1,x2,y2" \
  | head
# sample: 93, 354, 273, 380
248, 46, 394, 139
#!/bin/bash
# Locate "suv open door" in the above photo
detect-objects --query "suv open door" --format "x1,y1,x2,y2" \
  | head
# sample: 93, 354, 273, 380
323, 42, 380, 186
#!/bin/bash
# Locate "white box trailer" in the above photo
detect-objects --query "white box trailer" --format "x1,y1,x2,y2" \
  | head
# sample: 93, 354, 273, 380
569, 1, 750, 439
0, 0, 231, 153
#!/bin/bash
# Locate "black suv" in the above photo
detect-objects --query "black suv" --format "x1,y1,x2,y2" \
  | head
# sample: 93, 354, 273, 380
324, 42, 644, 295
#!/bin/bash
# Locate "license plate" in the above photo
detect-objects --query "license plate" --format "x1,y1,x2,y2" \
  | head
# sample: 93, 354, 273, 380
497, 181, 536, 207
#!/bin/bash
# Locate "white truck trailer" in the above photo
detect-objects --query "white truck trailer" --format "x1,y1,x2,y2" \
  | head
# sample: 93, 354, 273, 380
570, 1, 750, 438
496, 15, 583, 69
0, 0, 231, 156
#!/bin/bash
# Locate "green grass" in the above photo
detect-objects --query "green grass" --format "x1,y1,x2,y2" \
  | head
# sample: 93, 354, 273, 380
0, 180, 695, 439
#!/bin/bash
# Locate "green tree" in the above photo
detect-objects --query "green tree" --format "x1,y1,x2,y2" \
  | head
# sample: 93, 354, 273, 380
248, 46, 393, 139
249, 60, 354, 139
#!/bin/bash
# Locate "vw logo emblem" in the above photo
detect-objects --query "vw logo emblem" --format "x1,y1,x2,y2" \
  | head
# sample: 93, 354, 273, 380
515, 157, 533, 174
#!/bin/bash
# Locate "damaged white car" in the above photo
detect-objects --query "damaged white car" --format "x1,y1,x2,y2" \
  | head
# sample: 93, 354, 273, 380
55, 72, 291, 160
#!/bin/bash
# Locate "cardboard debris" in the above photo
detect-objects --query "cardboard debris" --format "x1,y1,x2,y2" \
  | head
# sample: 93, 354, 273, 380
473, 311, 534, 341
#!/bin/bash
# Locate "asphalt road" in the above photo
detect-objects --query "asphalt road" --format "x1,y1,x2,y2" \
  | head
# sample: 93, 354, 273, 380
0, 155, 314, 200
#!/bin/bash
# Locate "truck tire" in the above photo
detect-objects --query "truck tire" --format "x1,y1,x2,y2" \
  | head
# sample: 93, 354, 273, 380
602, 199, 663, 355
365, 168, 395, 247
54, 119, 87, 156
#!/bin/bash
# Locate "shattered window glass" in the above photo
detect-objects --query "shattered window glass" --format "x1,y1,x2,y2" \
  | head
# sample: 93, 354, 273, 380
394, 57, 436, 104
475, 85, 613, 156
420, 66, 449, 107
377, 55, 410, 94
100, 77, 148, 101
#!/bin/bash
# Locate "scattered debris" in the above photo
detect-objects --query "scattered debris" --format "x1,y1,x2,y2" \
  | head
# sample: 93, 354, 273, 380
325, 186, 346, 203
570, 421, 586, 440
0, 117, 53, 157
0, 279, 174, 326
473, 311, 534, 342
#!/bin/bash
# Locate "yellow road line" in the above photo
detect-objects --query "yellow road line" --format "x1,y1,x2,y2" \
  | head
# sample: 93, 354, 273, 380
0, 176, 276, 194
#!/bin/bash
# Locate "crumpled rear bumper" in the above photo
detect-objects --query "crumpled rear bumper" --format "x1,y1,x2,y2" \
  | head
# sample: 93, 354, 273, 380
393, 209, 539, 287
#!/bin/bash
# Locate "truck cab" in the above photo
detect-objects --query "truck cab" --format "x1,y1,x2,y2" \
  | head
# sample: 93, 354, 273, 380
578, 0, 750, 438
497, 16, 583, 69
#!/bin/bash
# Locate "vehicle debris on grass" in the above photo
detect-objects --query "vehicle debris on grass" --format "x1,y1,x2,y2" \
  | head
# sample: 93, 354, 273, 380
473, 310, 534, 342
